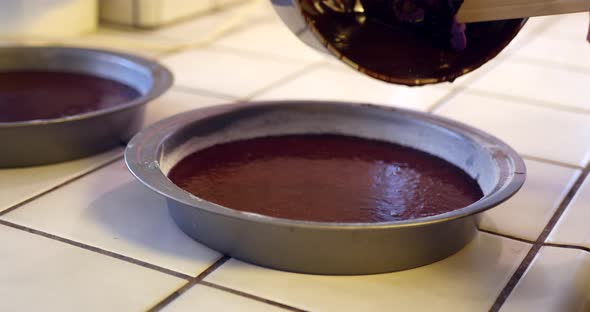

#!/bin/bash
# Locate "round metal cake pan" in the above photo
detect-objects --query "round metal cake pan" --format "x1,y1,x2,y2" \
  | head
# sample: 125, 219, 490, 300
125, 101, 526, 275
0, 46, 173, 168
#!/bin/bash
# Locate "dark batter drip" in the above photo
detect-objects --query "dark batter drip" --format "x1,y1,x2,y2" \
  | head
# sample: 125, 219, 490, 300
0, 71, 141, 122
168, 135, 483, 223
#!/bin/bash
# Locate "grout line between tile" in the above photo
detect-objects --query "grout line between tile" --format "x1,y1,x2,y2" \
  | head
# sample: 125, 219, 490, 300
464, 87, 590, 117
439, 69, 590, 119
188, 16, 277, 42
54, 28, 186, 58
147, 256, 231, 312
536, 33, 585, 42
426, 86, 467, 113
243, 61, 327, 100
104, 3, 241, 31
200, 281, 309, 312
508, 55, 590, 75
154, 17, 275, 59
194, 256, 231, 280
488, 240, 541, 310
426, 43, 529, 113
535, 168, 590, 242
429, 19, 556, 100
520, 154, 582, 170
134, 7, 216, 31
172, 85, 239, 101
0, 219, 192, 280
543, 243, 590, 254
489, 158, 590, 311
503, 16, 559, 50
212, 43, 327, 65
478, 229, 535, 245
0, 154, 124, 218
443, 57, 514, 91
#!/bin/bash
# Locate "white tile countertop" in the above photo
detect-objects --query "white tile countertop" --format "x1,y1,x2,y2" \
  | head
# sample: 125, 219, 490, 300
1, 2, 590, 311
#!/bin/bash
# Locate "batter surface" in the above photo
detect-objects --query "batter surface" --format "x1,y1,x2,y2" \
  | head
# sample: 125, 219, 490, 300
168, 134, 483, 223
0, 71, 140, 122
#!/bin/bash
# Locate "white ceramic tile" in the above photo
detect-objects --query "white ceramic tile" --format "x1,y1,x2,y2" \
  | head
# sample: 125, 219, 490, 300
501, 247, 590, 312
0, 148, 121, 213
214, 0, 245, 9
549, 174, 590, 249
215, 21, 326, 62
251, 0, 284, 22
516, 15, 561, 38
497, 16, 558, 55
255, 64, 453, 111
542, 12, 590, 41
154, 0, 276, 42
150, 3, 239, 41
144, 89, 232, 127
206, 233, 530, 312
145, 0, 212, 27
446, 56, 507, 87
514, 35, 590, 69
436, 92, 590, 167
467, 57, 590, 111
2, 160, 221, 276
61, 28, 183, 57
0, 224, 184, 311
480, 159, 580, 241
162, 47, 311, 98
163, 284, 286, 312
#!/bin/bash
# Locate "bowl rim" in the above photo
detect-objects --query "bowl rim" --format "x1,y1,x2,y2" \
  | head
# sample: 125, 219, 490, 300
125, 100, 526, 230
0, 45, 173, 128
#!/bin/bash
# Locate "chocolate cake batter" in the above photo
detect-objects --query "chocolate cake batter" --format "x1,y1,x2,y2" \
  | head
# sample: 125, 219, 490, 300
0, 71, 141, 122
300, 0, 525, 84
168, 135, 483, 223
